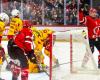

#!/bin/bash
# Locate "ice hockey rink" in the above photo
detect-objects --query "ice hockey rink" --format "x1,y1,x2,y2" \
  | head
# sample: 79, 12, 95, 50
1, 27, 100, 80
52, 41, 100, 80
1, 40, 100, 80
1, 41, 49, 80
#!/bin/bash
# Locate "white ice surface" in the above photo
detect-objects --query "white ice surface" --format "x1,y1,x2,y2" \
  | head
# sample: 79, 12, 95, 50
1, 41, 49, 80
1, 41, 100, 80
52, 42, 100, 80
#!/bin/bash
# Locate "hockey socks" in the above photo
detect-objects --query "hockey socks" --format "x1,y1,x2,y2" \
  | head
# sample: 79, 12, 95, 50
12, 65, 20, 80
21, 68, 28, 80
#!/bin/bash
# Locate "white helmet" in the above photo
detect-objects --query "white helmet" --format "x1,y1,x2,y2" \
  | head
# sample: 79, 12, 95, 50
11, 9, 20, 17
0, 13, 9, 24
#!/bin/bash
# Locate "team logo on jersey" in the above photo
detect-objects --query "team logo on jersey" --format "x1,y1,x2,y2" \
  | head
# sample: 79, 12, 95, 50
93, 26, 100, 34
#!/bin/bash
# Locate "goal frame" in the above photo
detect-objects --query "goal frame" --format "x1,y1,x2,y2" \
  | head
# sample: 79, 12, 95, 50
70, 33, 99, 74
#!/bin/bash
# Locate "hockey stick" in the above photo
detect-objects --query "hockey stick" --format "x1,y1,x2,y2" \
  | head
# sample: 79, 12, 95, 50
52, 60, 81, 69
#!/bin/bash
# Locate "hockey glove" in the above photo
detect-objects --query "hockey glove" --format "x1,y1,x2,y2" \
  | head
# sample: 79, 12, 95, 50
0, 47, 6, 62
0, 47, 5, 57
27, 50, 37, 64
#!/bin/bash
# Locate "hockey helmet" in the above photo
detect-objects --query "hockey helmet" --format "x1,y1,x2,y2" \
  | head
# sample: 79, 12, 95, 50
23, 20, 32, 28
89, 8, 97, 18
89, 8, 97, 13
11, 9, 20, 17
0, 13, 9, 24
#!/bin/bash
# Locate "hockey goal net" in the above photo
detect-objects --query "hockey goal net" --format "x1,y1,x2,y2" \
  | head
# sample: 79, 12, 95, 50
70, 32, 99, 74
50, 27, 99, 80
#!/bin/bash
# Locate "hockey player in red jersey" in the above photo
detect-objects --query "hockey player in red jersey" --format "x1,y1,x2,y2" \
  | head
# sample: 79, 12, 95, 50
79, 8, 100, 68
7, 20, 37, 80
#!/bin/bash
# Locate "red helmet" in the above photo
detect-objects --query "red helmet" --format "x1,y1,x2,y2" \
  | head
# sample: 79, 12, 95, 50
23, 20, 32, 28
89, 8, 97, 13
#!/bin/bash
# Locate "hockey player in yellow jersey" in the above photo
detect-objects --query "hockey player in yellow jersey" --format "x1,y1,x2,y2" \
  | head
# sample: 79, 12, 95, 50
6, 9, 23, 74
0, 12, 9, 80
29, 27, 59, 73
7, 9, 23, 40
28, 60, 39, 73
42, 28, 59, 67
29, 27, 45, 73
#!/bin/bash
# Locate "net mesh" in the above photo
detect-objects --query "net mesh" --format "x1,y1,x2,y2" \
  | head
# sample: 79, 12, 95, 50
51, 29, 99, 80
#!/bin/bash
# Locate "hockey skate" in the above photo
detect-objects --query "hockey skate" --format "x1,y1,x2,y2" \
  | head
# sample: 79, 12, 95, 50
0, 78, 5, 80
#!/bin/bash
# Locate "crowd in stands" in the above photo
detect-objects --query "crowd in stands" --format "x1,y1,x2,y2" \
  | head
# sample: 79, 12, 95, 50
0, 0, 99, 25
66, 0, 77, 25
93, 0, 100, 18
44, 0, 64, 25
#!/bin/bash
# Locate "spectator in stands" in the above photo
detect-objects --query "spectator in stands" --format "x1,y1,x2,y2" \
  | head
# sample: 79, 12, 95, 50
44, 0, 64, 25
66, 0, 77, 25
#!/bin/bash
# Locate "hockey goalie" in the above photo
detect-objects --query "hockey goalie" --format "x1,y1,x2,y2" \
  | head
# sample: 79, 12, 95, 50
79, 7, 100, 69
28, 27, 59, 73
